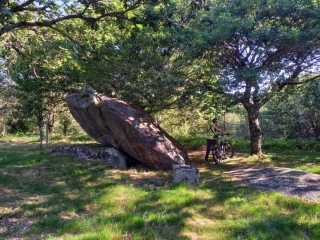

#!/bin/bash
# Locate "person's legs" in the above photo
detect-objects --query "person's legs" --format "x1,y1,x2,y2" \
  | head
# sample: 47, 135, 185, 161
205, 140, 213, 161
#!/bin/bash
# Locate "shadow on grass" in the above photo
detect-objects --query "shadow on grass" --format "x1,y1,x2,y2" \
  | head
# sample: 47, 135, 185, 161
195, 160, 320, 239
1, 145, 191, 239
1, 144, 320, 239
267, 148, 319, 161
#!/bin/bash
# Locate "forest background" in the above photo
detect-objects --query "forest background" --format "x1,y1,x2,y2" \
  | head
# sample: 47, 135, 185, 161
2, 1, 320, 239
0, 0, 320, 153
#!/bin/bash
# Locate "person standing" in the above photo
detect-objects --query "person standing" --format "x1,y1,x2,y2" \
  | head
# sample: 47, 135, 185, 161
212, 118, 229, 135
204, 118, 229, 161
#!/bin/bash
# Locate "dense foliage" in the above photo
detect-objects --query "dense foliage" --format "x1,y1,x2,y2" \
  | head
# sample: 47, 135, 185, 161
180, 0, 320, 154
1, 0, 320, 154
261, 81, 320, 140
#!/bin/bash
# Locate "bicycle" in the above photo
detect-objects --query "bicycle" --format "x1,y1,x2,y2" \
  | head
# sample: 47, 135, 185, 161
209, 134, 234, 164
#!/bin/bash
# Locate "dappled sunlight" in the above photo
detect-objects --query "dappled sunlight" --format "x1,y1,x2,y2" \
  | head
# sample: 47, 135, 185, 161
1, 139, 320, 239
228, 155, 273, 167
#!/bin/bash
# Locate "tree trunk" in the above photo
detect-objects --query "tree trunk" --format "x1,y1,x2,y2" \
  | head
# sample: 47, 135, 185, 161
246, 106, 262, 155
48, 111, 55, 133
38, 117, 44, 148
39, 123, 44, 148
1, 116, 6, 136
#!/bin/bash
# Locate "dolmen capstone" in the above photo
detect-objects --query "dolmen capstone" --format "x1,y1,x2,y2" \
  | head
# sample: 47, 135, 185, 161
65, 85, 190, 170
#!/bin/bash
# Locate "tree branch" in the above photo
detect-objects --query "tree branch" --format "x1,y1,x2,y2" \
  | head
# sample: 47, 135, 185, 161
277, 74, 320, 92
0, 0, 143, 37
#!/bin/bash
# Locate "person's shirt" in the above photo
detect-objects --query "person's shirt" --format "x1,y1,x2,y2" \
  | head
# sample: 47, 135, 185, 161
214, 124, 221, 134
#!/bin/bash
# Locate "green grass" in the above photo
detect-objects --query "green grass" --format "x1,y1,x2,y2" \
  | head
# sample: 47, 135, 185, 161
0, 135, 320, 239
263, 150, 320, 173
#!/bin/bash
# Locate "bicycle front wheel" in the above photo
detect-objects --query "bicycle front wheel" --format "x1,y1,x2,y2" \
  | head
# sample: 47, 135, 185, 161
212, 145, 222, 164
223, 141, 234, 159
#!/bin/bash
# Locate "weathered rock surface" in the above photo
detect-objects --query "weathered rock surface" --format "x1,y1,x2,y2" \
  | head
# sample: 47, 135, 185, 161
51, 145, 127, 169
172, 165, 200, 184
228, 166, 320, 202
66, 86, 190, 170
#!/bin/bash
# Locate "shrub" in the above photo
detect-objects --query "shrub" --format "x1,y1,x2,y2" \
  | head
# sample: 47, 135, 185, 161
262, 138, 320, 151
174, 135, 206, 149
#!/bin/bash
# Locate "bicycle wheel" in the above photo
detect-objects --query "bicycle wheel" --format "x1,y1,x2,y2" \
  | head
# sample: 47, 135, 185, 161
212, 145, 222, 164
222, 141, 234, 159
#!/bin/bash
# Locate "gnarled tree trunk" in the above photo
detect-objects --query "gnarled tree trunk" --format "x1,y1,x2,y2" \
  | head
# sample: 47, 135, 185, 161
1, 116, 6, 136
243, 103, 263, 156
248, 112, 262, 155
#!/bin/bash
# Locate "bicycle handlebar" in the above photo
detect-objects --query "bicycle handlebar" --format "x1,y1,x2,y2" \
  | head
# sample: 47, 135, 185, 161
214, 133, 230, 137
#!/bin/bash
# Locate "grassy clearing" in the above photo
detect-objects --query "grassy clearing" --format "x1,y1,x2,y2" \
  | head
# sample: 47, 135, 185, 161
0, 135, 320, 239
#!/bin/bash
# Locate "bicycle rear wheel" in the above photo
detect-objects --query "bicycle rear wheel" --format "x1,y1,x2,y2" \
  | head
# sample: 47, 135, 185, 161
212, 145, 222, 164
223, 141, 234, 159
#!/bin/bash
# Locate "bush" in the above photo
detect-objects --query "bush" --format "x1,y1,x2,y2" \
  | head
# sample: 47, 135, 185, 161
174, 135, 206, 149
6, 117, 36, 134
262, 138, 320, 151
174, 135, 250, 152
232, 138, 250, 152
263, 138, 294, 150
174, 135, 320, 153
68, 134, 95, 142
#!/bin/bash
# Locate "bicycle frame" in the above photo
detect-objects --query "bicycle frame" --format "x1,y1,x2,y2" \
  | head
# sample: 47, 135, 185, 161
210, 133, 234, 164
213, 133, 226, 148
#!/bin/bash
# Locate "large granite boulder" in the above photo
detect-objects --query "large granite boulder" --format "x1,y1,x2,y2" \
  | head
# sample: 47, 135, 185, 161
66, 86, 190, 170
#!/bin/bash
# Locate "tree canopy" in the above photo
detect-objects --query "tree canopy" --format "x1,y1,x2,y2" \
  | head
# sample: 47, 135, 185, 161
1, 0, 320, 155
181, 0, 320, 154
0, 0, 155, 37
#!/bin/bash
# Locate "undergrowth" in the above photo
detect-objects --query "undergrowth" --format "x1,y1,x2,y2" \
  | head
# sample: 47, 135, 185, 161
174, 134, 320, 152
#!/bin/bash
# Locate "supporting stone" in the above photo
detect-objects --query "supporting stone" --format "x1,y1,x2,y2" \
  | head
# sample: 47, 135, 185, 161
51, 145, 127, 169
172, 164, 200, 184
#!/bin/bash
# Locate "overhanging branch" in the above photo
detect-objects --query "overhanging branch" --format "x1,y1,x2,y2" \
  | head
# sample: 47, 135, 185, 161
277, 74, 320, 92
0, 0, 143, 37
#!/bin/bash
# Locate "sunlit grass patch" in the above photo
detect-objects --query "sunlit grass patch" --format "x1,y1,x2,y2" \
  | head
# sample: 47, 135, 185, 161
1, 137, 320, 239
